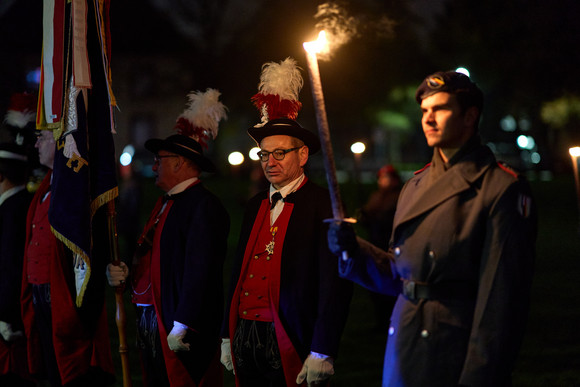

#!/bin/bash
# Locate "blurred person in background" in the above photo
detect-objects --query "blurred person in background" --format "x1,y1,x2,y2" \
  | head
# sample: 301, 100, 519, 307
0, 92, 37, 387
359, 164, 402, 330
0, 142, 34, 387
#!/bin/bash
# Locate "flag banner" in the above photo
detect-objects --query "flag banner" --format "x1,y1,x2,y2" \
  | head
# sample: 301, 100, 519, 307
47, 0, 118, 307
95, 0, 117, 120
37, 0, 66, 129
72, 0, 92, 88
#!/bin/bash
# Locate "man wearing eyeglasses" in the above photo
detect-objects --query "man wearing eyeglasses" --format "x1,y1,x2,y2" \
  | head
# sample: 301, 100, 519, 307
21, 129, 115, 386
221, 117, 353, 387
107, 133, 230, 387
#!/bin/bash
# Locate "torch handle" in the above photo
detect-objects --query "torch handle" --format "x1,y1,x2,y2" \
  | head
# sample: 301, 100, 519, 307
305, 51, 345, 221
304, 50, 352, 263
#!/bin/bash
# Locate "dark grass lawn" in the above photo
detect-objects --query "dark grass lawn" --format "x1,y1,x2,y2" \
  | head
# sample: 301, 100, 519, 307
105, 173, 580, 386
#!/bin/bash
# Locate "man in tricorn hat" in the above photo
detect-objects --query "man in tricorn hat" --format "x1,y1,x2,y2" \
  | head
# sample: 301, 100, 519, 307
21, 128, 115, 387
328, 71, 537, 386
107, 89, 230, 386
220, 58, 352, 387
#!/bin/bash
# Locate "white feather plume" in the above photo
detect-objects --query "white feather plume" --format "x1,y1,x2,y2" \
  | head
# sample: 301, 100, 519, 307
4, 110, 36, 129
257, 57, 303, 101
177, 88, 228, 140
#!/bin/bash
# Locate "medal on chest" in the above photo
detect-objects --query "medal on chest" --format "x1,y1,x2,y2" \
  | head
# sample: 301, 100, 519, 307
265, 226, 277, 256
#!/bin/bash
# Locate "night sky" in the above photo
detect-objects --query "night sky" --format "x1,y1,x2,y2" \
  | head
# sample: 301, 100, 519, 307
1, 0, 580, 171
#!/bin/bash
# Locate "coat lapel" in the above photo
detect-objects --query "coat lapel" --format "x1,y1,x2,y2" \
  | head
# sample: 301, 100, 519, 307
394, 146, 495, 230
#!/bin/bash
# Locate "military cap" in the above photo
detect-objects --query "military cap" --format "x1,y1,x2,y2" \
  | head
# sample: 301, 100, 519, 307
415, 71, 483, 111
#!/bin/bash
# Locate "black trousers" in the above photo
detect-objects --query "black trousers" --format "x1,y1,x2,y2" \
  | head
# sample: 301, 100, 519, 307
136, 305, 170, 387
233, 319, 286, 387
32, 284, 61, 387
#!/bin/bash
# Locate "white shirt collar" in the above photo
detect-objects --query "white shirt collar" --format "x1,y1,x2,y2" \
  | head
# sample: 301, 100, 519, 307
269, 173, 305, 202
167, 177, 198, 196
269, 174, 304, 224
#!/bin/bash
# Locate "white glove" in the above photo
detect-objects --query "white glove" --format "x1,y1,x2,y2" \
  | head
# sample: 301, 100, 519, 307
220, 338, 235, 374
296, 352, 335, 386
167, 321, 191, 352
0, 321, 23, 342
106, 262, 129, 287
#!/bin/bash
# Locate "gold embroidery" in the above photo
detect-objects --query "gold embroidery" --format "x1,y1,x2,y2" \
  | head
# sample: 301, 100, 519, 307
66, 153, 88, 172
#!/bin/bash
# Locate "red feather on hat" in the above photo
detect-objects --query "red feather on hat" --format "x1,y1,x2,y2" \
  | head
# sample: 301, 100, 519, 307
251, 57, 303, 126
4, 92, 37, 129
174, 88, 227, 149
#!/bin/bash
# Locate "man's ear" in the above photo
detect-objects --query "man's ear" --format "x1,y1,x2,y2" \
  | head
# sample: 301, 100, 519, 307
299, 146, 309, 167
464, 106, 479, 128
173, 156, 184, 172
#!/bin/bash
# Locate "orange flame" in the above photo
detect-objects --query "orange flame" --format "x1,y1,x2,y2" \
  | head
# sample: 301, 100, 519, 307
303, 30, 330, 55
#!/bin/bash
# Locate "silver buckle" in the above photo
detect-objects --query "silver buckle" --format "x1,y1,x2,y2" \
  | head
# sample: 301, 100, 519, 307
403, 280, 416, 300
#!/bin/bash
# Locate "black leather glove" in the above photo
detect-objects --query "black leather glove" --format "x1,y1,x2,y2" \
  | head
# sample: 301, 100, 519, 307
327, 221, 359, 257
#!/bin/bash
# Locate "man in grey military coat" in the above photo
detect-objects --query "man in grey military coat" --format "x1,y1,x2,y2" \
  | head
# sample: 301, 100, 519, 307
328, 71, 537, 387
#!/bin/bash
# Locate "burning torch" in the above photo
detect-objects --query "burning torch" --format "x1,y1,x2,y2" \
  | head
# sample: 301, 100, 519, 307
303, 31, 353, 261
569, 146, 580, 232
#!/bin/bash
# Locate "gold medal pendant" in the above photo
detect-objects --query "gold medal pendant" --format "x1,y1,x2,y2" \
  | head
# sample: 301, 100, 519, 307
265, 226, 278, 255
266, 241, 275, 255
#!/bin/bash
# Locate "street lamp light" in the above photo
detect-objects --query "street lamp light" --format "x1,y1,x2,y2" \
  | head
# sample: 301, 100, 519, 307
228, 151, 244, 166
249, 147, 260, 161
351, 141, 366, 154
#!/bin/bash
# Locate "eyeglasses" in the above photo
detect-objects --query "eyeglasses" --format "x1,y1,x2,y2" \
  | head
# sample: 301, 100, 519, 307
154, 154, 179, 163
256, 147, 301, 162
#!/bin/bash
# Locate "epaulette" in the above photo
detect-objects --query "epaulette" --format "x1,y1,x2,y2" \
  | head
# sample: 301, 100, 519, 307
497, 161, 519, 179
414, 163, 431, 175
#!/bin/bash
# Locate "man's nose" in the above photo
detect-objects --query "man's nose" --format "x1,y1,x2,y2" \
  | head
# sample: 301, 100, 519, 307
266, 155, 278, 166
423, 111, 435, 124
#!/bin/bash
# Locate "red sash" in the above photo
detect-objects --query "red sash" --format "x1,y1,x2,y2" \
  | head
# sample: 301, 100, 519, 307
229, 199, 305, 386
150, 200, 197, 387
131, 197, 166, 305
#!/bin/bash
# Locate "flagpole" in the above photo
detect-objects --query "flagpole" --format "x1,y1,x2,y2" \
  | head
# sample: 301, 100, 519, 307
107, 201, 132, 387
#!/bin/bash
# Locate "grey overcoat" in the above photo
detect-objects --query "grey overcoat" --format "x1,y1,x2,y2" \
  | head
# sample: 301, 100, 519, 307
340, 143, 537, 387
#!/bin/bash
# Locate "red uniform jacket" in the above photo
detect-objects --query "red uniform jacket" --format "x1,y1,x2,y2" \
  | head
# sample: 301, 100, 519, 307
20, 172, 114, 384
223, 179, 353, 386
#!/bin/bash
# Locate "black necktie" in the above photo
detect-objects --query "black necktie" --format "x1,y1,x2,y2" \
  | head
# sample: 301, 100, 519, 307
270, 192, 283, 210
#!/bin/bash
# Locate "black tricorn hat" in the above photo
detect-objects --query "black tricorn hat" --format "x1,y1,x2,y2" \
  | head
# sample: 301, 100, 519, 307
0, 142, 28, 163
0, 142, 28, 178
145, 134, 216, 172
248, 118, 320, 154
